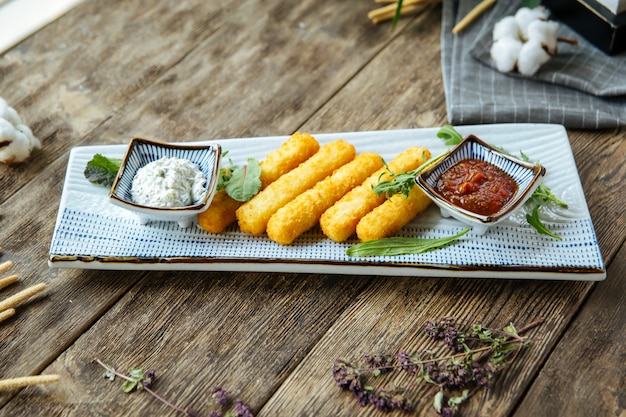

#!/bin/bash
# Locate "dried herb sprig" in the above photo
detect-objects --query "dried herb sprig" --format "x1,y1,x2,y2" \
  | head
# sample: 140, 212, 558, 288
95, 359, 254, 417
332, 317, 543, 416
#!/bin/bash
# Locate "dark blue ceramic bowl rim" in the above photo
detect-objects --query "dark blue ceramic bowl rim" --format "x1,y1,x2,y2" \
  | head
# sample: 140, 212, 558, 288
415, 134, 546, 223
109, 137, 221, 212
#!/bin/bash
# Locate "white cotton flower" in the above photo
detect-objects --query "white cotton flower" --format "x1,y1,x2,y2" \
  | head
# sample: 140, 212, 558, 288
527, 19, 559, 55
490, 37, 523, 73
517, 40, 551, 76
515, 6, 549, 40
493, 16, 521, 42
0, 97, 41, 165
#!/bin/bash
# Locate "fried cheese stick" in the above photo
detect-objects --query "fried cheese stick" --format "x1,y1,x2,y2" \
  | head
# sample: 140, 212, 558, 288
237, 139, 356, 235
356, 157, 433, 241
198, 132, 320, 233
320, 146, 430, 242
266, 152, 384, 245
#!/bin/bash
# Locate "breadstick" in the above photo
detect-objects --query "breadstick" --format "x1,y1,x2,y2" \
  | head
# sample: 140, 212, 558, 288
356, 171, 432, 241
0, 283, 46, 312
0, 374, 60, 391
0, 308, 15, 323
0, 260, 13, 274
0, 274, 18, 291
320, 146, 430, 242
237, 140, 356, 235
452, 0, 496, 34
267, 152, 384, 245
198, 132, 320, 233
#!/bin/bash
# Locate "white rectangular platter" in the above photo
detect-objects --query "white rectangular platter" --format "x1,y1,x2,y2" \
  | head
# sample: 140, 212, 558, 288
48, 124, 606, 280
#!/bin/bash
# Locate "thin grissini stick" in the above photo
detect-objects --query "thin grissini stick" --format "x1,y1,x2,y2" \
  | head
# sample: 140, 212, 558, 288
0, 274, 18, 291
237, 140, 356, 235
0, 283, 46, 313
267, 152, 384, 245
320, 146, 431, 243
0, 308, 15, 323
357, 152, 433, 242
197, 132, 320, 234
0, 374, 61, 391
0, 260, 13, 274
452, 0, 496, 34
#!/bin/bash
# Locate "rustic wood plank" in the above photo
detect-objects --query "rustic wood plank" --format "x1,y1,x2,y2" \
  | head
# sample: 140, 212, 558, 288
513, 242, 626, 417
260, 277, 592, 416
0, 0, 227, 203
0, 0, 410, 409
0, 271, 373, 416
566, 128, 626, 264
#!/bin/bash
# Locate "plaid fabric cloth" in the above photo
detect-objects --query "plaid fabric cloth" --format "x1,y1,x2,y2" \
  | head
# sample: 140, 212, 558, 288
441, 0, 626, 129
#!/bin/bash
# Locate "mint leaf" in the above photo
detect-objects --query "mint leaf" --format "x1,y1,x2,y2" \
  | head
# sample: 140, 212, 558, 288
224, 158, 262, 202
84, 154, 123, 187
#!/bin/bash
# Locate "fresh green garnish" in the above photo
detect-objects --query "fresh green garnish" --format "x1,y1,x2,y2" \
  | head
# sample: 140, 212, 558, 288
527, 183, 568, 208
346, 228, 470, 257
84, 154, 123, 187
436, 124, 464, 146
223, 158, 262, 202
391, 0, 403, 30
526, 206, 562, 240
372, 124, 462, 198
372, 124, 568, 239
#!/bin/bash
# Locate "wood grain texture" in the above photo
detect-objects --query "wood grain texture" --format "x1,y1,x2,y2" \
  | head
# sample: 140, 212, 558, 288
513, 244, 626, 417
0, 0, 624, 415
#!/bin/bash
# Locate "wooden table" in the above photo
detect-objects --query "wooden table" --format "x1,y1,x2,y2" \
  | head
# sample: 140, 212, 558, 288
0, 1, 624, 416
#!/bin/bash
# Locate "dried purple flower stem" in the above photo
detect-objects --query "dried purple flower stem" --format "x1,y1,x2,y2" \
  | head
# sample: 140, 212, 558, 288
95, 359, 199, 417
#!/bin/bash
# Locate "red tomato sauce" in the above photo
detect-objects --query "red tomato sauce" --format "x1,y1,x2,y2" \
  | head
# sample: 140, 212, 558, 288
434, 158, 518, 216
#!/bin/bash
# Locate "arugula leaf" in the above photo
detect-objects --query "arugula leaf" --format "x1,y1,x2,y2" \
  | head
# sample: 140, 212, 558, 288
84, 154, 123, 187
526, 205, 562, 240
224, 158, 262, 202
346, 228, 470, 257
436, 124, 464, 146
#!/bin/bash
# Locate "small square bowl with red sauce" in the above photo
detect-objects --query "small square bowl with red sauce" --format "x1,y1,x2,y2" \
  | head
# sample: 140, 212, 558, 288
415, 134, 546, 235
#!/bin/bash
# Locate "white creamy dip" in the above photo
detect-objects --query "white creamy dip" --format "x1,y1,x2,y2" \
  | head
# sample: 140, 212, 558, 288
131, 157, 206, 208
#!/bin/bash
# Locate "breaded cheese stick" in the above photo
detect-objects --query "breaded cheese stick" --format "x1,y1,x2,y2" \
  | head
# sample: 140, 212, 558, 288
266, 152, 384, 245
356, 157, 433, 241
320, 146, 430, 242
237, 139, 356, 235
198, 132, 320, 233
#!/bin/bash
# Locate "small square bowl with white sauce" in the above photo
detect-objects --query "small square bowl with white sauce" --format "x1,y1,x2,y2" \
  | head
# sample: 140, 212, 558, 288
109, 137, 221, 228
415, 134, 546, 235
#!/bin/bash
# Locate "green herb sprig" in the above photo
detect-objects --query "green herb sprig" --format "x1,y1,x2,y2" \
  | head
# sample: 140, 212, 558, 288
84, 154, 123, 187
372, 125, 568, 239
346, 228, 470, 257
218, 155, 262, 202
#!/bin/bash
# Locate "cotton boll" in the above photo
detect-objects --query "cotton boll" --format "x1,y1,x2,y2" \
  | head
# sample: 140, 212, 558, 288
0, 98, 41, 165
490, 37, 523, 72
515, 6, 549, 40
527, 20, 559, 55
517, 40, 551, 76
0, 97, 22, 126
493, 16, 521, 42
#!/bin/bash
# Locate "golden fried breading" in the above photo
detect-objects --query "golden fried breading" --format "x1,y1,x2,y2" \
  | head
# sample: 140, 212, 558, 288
356, 153, 432, 241
236, 139, 356, 235
198, 132, 320, 233
266, 152, 384, 245
320, 146, 431, 242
